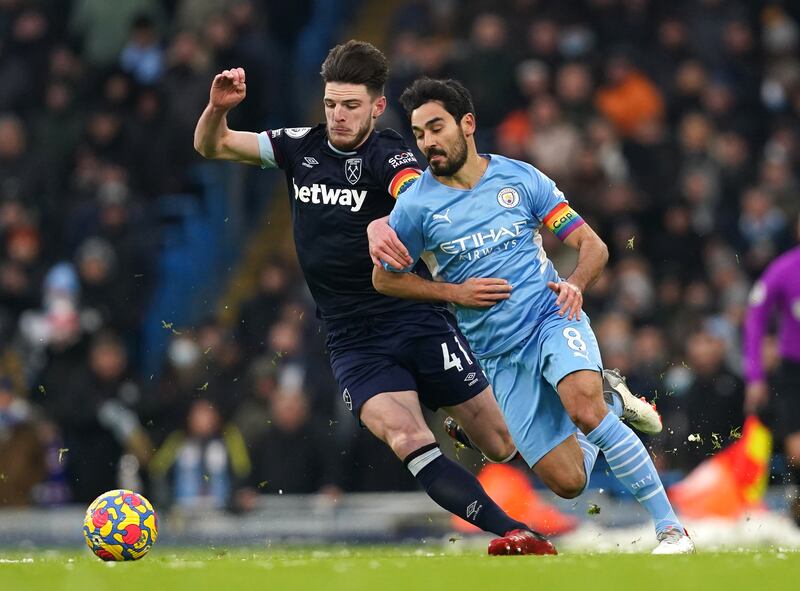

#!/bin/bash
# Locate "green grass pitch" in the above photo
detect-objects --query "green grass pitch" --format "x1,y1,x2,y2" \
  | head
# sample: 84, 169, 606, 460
1, 547, 797, 591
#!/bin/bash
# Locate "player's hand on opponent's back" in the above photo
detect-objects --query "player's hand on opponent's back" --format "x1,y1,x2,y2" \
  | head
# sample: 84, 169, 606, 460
367, 216, 413, 269
453, 278, 512, 308
210, 67, 247, 111
547, 280, 583, 321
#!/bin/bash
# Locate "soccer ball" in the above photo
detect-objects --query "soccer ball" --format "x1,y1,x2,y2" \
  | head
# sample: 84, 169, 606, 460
83, 489, 159, 561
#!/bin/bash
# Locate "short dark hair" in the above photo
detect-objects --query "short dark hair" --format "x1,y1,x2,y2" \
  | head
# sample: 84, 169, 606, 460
320, 40, 389, 96
399, 78, 476, 123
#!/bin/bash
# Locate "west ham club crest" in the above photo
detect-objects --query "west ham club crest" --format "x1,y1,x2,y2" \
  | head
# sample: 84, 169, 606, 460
345, 158, 362, 185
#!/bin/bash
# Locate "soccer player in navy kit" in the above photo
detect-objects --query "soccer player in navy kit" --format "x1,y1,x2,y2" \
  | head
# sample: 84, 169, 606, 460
194, 40, 556, 554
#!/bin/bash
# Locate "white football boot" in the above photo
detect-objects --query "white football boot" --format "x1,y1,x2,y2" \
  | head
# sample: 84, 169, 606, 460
603, 368, 663, 435
652, 527, 696, 555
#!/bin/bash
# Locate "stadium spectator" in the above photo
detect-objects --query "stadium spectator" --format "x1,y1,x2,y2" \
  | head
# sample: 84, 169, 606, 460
195, 318, 246, 419
595, 52, 664, 139
41, 330, 150, 502
236, 259, 292, 355
145, 332, 206, 443
68, 0, 165, 70
0, 223, 46, 321
150, 397, 250, 510
733, 186, 792, 276
119, 15, 164, 85
525, 95, 581, 180
0, 377, 45, 505
453, 13, 518, 132
0, 115, 47, 213
75, 237, 138, 337
245, 388, 340, 497
233, 356, 279, 449
683, 328, 746, 467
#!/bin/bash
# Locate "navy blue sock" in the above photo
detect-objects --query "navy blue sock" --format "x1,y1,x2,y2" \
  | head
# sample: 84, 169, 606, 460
405, 444, 528, 537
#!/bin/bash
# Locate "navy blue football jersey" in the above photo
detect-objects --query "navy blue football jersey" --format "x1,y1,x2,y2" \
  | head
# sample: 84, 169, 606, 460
257, 123, 428, 320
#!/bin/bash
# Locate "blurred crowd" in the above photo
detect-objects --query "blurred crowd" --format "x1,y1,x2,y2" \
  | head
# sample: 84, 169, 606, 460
2, 0, 800, 511
0, 0, 383, 510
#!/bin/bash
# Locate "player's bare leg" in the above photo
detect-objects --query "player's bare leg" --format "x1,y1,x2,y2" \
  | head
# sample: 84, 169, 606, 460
442, 386, 517, 463
360, 390, 435, 459
444, 369, 660, 457
558, 370, 694, 553
360, 390, 556, 555
530, 435, 589, 498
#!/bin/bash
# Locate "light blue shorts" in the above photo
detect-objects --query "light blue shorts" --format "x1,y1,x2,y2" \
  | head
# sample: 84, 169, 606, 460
480, 311, 603, 467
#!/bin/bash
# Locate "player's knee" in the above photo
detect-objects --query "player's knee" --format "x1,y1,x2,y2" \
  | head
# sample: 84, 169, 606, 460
386, 429, 435, 460
551, 470, 587, 499
563, 388, 607, 434
482, 431, 517, 463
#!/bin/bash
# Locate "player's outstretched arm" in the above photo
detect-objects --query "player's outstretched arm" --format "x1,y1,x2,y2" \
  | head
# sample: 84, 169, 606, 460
372, 267, 511, 308
194, 68, 261, 165
546, 224, 608, 321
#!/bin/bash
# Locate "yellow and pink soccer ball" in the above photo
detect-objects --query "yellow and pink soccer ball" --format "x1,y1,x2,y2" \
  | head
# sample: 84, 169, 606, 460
83, 489, 159, 561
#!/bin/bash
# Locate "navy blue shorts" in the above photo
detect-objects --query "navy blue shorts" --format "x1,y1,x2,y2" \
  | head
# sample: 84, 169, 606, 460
325, 308, 490, 418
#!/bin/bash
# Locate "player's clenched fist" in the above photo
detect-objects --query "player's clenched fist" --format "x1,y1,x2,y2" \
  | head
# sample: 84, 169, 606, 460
210, 67, 247, 110
453, 278, 512, 308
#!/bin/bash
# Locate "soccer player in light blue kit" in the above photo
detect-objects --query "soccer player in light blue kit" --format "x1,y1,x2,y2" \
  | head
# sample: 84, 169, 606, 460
369, 78, 695, 554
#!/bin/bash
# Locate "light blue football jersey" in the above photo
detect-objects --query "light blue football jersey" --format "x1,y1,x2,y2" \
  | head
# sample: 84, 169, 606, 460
387, 154, 577, 359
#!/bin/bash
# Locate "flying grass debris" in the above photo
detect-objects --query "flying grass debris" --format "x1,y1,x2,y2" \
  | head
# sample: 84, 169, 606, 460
161, 320, 182, 335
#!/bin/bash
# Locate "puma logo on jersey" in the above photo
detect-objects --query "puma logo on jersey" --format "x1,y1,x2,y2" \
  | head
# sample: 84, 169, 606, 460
292, 179, 367, 212
432, 208, 451, 224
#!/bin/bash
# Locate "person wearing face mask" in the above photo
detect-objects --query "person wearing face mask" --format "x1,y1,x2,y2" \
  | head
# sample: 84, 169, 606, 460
144, 333, 205, 445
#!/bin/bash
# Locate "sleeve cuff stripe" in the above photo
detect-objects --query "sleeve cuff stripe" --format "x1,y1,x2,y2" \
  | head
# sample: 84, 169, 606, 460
258, 131, 278, 168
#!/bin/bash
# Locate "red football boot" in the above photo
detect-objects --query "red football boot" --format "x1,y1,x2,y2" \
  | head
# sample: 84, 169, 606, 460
487, 529, 558, 556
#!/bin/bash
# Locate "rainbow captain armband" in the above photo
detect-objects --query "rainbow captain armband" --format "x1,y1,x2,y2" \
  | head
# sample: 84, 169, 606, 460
543, 202, 585, 240
388, 168, 422, 199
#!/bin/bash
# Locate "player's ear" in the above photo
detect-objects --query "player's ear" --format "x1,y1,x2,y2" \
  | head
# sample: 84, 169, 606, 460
460, 113, 476, 137
372, 95, 387, 119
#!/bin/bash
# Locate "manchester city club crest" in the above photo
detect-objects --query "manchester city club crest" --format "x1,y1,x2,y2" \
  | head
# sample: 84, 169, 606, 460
345, 158, 362, 185
497, 187, 520, 208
